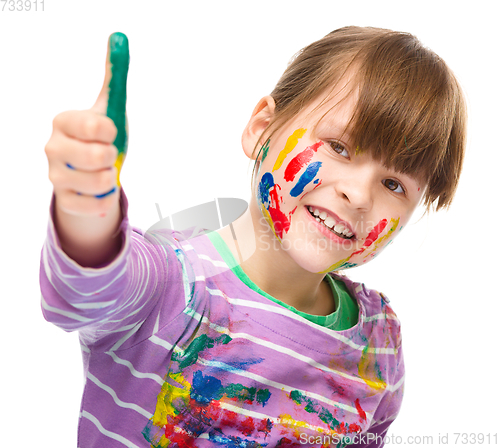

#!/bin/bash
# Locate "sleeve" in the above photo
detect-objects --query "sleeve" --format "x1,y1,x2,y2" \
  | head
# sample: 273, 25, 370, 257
39, 189, 170, 349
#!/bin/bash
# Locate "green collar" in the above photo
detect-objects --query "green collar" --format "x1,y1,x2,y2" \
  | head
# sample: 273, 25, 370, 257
206, 231, 358, 331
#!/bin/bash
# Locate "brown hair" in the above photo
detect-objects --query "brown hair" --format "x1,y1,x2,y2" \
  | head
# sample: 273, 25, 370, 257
254, 26, 467, 211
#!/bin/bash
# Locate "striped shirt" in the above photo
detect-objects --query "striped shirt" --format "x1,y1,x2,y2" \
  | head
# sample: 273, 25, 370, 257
40, 194, 404, 447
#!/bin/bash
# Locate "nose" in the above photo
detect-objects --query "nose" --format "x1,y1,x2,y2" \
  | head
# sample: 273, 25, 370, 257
335, 167, 375, 212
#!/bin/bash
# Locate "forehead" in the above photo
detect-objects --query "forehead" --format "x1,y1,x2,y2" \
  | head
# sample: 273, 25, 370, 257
292, 74, 360, 134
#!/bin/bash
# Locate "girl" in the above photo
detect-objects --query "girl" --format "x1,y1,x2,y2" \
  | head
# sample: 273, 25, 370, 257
41, 26, 466, 447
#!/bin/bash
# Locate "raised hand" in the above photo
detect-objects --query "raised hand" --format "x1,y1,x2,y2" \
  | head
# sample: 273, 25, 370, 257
45, 32, 129, 216
44, 33, 130, 266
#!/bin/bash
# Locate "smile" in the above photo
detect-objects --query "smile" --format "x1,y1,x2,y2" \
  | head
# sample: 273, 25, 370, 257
307, 206, 355, 240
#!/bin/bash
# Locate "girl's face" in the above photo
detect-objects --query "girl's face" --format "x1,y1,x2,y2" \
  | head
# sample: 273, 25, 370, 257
251, 91, 425, 274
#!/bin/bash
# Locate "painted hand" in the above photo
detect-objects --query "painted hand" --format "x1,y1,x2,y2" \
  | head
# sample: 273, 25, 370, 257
45, 32, 130, 216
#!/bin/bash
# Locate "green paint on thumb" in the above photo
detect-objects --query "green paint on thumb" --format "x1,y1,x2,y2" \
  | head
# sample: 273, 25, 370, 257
107, 32, 129, 156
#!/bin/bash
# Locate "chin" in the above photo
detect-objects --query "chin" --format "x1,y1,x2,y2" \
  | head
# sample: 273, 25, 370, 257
278, 235, 357, 274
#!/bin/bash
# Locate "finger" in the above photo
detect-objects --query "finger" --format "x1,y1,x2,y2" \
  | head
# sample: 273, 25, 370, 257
53, 110, 117, 144
92, 32, 130, 189
47, 132, 118, 171
50, 164, 118, 197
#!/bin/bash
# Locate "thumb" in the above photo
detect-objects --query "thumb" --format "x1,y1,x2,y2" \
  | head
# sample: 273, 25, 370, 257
93, 32, 130, 188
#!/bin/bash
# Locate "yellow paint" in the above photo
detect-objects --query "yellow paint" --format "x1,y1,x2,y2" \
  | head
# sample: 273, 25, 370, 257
278, 414, 340, 439
319, 256, 351, 274
319, 217, 401, 274
278, 413, 315, 440
158, 435, 171, 448
261, 203, 280, 241
152, 372, 191, 427
272, 128, 307, 172
358, 345, 387, 391
362, 217, 400, 260
114, 152, 126, 187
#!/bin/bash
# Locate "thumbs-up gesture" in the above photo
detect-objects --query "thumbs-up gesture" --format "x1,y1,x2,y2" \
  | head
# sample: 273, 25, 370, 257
45, 32, 129, 216
44, 33, 130, 266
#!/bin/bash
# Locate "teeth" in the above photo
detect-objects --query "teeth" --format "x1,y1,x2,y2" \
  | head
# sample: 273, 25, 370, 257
334, 224, 346, 234
308, 206, 354, 239
324, 216, 336, 228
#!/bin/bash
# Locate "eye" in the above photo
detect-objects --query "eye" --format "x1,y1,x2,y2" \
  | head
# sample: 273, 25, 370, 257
328, 141, 349, 159
383, 179, 406, 195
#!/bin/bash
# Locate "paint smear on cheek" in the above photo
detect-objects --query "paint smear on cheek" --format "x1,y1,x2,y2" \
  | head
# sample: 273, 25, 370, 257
351, 219, 388, 257
363, 217, 400, 258
272, 128, 307, 172
319, 218, 397, 273
290, 162, 322, 197
257, 172, 294, 240
268, 185, 292, 239
283, 141, 323, 182
261, 139, 270, 162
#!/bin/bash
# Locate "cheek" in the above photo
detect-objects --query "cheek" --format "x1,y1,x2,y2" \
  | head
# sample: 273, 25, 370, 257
282, 140, 325, 200
256, 172, 296, 241
256, 133, 325, 239
354, 217, 403, 264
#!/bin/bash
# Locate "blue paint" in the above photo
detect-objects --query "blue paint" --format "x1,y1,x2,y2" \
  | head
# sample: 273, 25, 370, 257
313, 178, 319, 184
258, 172, 274, 205
95, 186, 117, 199
223, 358, 264, 370
208, 432, 268, 448
289, 161, 322, 197
65, 163, 115, 199
191, 370, 223, 405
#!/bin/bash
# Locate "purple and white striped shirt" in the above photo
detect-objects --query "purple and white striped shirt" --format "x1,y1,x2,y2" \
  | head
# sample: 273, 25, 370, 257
40, 193, 404, 447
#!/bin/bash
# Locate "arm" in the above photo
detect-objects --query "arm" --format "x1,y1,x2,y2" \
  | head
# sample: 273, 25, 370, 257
40, 188, 169, 349
40, 34, 168, 348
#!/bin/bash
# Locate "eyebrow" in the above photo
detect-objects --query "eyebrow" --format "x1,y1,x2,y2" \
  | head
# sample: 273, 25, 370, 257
314, 120, 354, 141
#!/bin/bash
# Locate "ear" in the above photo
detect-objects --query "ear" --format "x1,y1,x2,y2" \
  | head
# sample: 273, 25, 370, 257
241, 95, 276, 160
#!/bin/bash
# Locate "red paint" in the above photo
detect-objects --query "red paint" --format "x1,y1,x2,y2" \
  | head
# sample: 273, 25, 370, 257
269, 183, 282, 206
269, 206, 290, 239
364, 219, 387, 246
257, 418, 272, 437
163, 422, 196, 447
267, 182, 293, 239
298, 179, 322, 201
276, 438, 301, 447
349, 422, 362, 432
351, 219, 387, 256
220, 409, 238, 426
283, 141, 323, 182
336, 421, 348, 435
354, 398, 367, 421
238, 416, 255, 436
326, 376, 345, 396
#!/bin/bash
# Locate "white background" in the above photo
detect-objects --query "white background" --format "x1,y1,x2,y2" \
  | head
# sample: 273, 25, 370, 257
1, 0, 498, 446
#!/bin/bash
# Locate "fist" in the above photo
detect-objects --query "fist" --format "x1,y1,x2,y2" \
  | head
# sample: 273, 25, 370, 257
45, 33, 129, 216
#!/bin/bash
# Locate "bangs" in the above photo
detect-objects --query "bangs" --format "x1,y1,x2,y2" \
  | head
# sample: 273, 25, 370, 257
265, 27, 466, 210
345, 34, 466, 205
